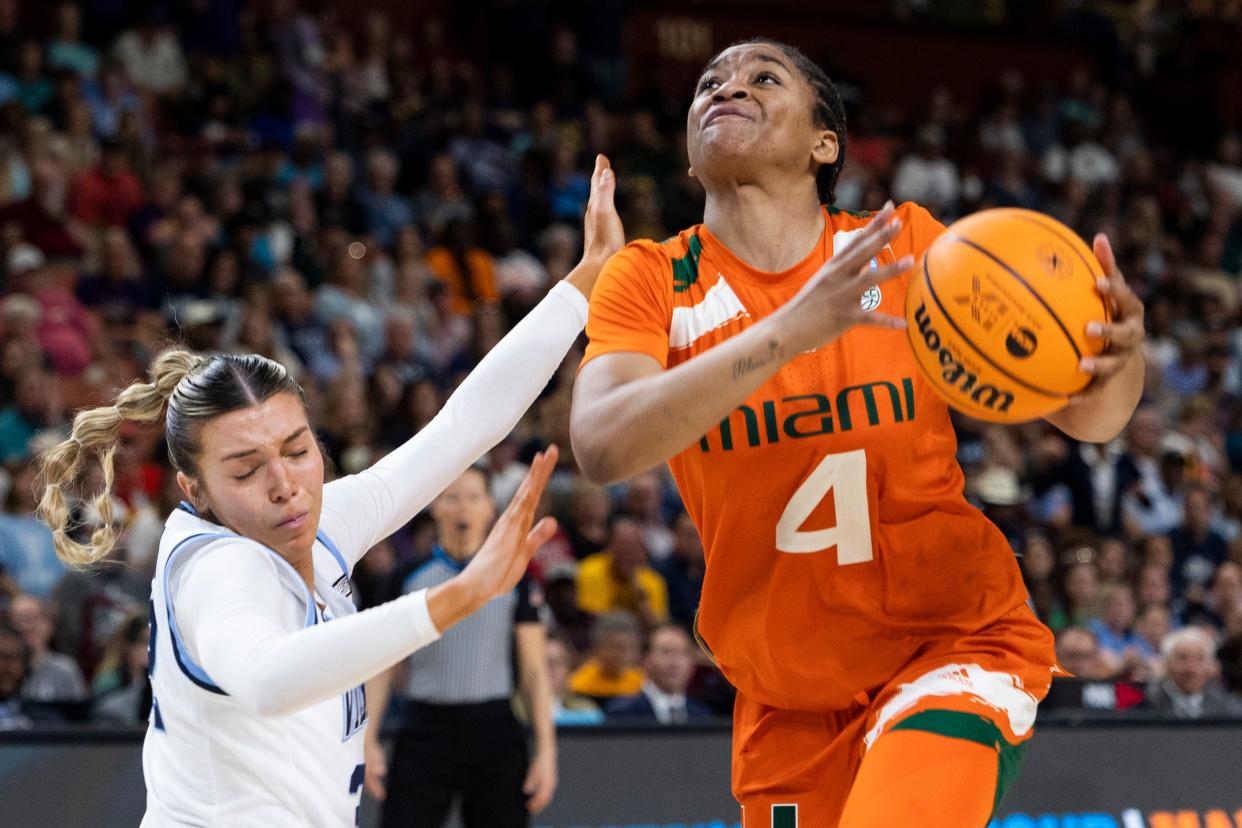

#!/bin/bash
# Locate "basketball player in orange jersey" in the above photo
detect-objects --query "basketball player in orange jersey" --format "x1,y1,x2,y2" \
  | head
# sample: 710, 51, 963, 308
570, 39, 1145, 827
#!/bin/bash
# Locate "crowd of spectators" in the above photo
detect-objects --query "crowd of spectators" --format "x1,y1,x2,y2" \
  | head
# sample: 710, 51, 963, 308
0, 0, 1240, 730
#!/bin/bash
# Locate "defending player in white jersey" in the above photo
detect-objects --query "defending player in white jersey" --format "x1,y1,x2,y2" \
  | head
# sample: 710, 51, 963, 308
34, 157, 624, 827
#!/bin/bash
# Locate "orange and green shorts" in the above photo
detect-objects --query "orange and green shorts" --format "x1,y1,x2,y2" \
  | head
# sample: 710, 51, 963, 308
733, 605, 1057, 827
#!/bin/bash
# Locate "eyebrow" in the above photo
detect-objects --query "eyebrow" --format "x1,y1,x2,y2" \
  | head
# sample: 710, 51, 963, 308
221, 426, 309, 461
700, 52, 792, 80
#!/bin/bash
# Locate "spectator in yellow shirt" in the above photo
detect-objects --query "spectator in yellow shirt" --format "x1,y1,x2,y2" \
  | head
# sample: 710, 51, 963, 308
568, 612, 645, 705
576, 517, 669, 629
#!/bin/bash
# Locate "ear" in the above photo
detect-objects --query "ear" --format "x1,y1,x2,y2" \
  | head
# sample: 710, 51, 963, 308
688, 166, 696, 178
811, 130, 839, 168
176, 470, 203, 512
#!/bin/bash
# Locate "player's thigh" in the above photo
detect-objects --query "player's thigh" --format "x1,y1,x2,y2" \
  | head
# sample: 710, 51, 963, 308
852, 651, 1043, 826
732, 691, 865, 828
838, 727, 999, 828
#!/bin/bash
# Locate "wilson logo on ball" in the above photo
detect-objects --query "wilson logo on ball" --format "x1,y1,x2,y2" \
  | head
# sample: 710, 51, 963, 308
1005, 327, 1038, 358
912, 302, 1016, 414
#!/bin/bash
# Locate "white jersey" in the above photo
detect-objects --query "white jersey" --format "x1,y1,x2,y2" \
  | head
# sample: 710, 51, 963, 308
144, 507, 380, 827
139, 282, 589, 827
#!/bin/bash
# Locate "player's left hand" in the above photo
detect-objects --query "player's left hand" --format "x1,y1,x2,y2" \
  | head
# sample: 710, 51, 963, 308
1075, 233, 1145, 392
523, 745, 558, 813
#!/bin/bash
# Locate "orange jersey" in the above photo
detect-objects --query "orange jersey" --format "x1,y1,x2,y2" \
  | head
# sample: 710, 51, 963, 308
582, 202, 1040, 712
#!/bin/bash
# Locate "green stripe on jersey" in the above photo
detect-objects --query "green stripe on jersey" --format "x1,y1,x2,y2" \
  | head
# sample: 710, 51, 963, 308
672, 234, 703, 293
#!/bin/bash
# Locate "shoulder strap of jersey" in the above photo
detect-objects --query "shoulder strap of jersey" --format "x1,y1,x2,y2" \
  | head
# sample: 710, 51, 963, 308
315, 529, 348, 578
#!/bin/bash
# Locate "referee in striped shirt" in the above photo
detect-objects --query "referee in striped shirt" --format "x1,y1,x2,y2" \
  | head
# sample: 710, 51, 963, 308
365, 467, 556, 827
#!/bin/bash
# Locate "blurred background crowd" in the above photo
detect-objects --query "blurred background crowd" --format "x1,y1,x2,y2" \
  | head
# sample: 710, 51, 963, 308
0, 0, 1241, 730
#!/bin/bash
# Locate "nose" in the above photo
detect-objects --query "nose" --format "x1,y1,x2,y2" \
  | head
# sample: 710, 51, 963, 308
712, 83, 748, 104
268, 459, 298, 503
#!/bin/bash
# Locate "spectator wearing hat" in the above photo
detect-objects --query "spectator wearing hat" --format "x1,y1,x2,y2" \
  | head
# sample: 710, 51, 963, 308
576, 516, 668, 629
1146, 627, 1242, 719
568, 611, 644, 706
969, 465, 1029, 550
606, 624, 712, 724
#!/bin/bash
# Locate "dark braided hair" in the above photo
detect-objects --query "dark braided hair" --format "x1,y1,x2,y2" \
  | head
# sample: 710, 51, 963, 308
703, 38, 848, 205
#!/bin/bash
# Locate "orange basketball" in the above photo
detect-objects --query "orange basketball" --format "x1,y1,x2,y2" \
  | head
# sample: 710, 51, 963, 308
903, 208, 1111, 423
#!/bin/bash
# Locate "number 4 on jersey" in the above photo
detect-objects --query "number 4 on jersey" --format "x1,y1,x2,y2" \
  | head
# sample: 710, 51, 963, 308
775, 449, 873, 564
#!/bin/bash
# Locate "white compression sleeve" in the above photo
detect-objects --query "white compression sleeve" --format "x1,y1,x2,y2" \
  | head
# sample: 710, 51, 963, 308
175, 540, 441, 717
317, 281, 588, 567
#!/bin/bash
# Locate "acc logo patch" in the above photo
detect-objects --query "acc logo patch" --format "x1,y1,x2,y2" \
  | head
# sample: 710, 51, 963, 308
860, 285, 882, 312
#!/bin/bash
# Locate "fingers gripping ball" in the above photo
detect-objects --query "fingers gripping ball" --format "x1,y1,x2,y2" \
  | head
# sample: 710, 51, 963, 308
904, 208, 1110, 423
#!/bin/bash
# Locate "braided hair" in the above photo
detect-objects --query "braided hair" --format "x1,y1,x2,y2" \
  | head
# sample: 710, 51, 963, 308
36, 349, 302, 567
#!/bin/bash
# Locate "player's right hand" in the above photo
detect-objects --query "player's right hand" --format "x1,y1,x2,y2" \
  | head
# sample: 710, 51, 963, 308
364, 738, 387, 800
460, 447, 560, 605
784, 201, 914, 354
565, 154, 625, 298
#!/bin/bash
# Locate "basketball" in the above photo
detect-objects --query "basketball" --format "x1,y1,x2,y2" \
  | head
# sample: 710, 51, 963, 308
903, 208, 1111, 423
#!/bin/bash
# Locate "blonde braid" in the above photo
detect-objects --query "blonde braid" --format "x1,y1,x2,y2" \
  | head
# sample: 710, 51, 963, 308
36, 349, 210, 568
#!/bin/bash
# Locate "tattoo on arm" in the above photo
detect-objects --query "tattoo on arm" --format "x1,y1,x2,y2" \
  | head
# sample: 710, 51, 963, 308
732, 339, 785, 382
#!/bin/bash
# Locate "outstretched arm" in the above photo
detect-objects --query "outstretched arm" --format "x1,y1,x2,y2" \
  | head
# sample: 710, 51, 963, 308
320, 158, 625, 566
177, 451, 560, 717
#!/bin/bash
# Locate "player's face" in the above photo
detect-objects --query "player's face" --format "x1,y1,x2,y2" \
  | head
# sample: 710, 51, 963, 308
185, 391, 324, 562
686, 43, 836, 186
